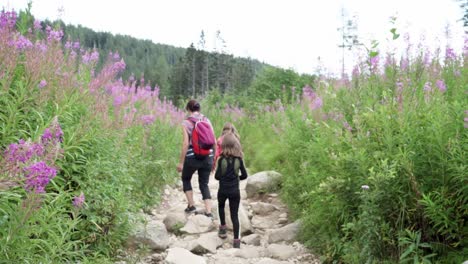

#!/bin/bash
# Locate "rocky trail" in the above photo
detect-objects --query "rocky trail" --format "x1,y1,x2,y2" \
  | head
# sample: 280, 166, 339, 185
119, 171, 321, 264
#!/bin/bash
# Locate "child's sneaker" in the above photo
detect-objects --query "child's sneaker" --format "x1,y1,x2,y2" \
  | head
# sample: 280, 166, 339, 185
233, 239, 241, 248
184, 205, 196, 214
218, 225, 227, 239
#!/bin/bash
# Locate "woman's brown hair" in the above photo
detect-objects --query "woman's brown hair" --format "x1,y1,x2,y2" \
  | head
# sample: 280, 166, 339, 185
221, 122, 240, 140
186, 99, 200, 112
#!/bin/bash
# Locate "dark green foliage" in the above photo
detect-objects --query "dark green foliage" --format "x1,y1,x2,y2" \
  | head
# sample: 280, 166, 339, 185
247, 66, 315, 103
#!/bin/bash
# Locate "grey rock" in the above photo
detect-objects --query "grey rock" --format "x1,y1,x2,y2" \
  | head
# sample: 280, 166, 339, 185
180, 214, 214, 234
234, 246, 264, 259
163, 211, 186, 232
165, 247, 206, 264
267, 221, 301, 243
246, 171, 282, 198
191, 232, 224, 254
251, 202, 278, 215
126, 219, 170, 251
267, 244, 297, 260
241, 234, 261, 246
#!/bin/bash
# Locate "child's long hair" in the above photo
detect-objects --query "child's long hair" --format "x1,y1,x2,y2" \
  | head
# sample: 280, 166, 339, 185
221, 133, 243, 158
221, 122, 240, 140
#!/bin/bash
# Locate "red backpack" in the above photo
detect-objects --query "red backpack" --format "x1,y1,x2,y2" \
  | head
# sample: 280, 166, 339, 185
188, 116, 215, 158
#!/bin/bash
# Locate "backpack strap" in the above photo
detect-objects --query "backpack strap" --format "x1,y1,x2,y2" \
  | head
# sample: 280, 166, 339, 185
188, 115, 206, 124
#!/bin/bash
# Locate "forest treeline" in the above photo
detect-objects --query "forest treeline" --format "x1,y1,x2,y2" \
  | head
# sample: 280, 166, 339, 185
44, 19, 315, 103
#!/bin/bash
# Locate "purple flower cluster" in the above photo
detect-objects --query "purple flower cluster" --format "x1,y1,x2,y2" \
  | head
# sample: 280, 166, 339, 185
400, 57, 409, 71
23, 161, 57, 193
33, 19, 41, 31
41, 118, 63, 144
38, 79, 47, 89
343, 121, 352, 132
445, 46, 457, 61
73, 192, 85, 208
4, 140, 44, 164
0, 9, 17, 30
1, 119, 64, 193
113, 95, 124, 107
45, 25, 64, 42
15, 35, 33, 50
82, 50, 99, 65
435, 80, 446, 93
141, 115, 156, 125
302, 85, 323, 110
370, 56, 379, 70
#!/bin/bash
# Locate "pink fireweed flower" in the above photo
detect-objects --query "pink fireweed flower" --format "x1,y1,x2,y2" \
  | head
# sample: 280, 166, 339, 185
112, 59, 126, 73
423, 50, 431, 66
436, 80, 447, 93
310, 97, 323, 110
400, 57, 409, 71
73, 192, 85, 208
38, 79, 47, 89
113, 52, 120, 60
33, 19, 41, 30
41, 118, 63, 144
396, 81, 404, 91
72, 41, 80, 50
15, 35, 33, 50
113, 95, 124, 107
141, 115, 156, 126
370, 55, 379, 70
82, 50, 99, 65
23, 161, 57, 193
343, 121, 352, 132
65, 41, 72, 49
302, 85, 315, 98
45, 26, 63, 42
35, 41, 48, 53
4, 140, 44, 164
0, 9, 17, 30
445, 46, 456, 61
423, 82, 432, 92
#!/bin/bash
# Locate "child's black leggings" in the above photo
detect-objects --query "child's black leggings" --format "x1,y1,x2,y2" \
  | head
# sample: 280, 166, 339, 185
217, 190, 241, 239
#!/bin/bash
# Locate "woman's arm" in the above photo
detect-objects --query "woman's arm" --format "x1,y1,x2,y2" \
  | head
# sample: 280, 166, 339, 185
239, 158, 248, 180
177, 125, 189, 172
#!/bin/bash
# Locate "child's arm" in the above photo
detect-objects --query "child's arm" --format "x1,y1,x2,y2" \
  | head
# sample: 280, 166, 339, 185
239, 158, 248, 180
214, 157, 222, 180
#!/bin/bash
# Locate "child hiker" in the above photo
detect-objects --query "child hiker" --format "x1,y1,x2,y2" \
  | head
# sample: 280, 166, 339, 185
214, 122, 240, 170
215, 133, 248, 248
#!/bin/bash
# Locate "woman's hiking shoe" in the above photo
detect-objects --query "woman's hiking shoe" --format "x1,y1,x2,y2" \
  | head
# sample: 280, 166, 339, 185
184, 205, 196, 214
233, 239, 241, 248
218, 225, 227, 239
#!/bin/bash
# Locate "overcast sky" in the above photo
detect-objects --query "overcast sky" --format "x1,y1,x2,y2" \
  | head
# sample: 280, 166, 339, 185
3, 0, 466, 75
